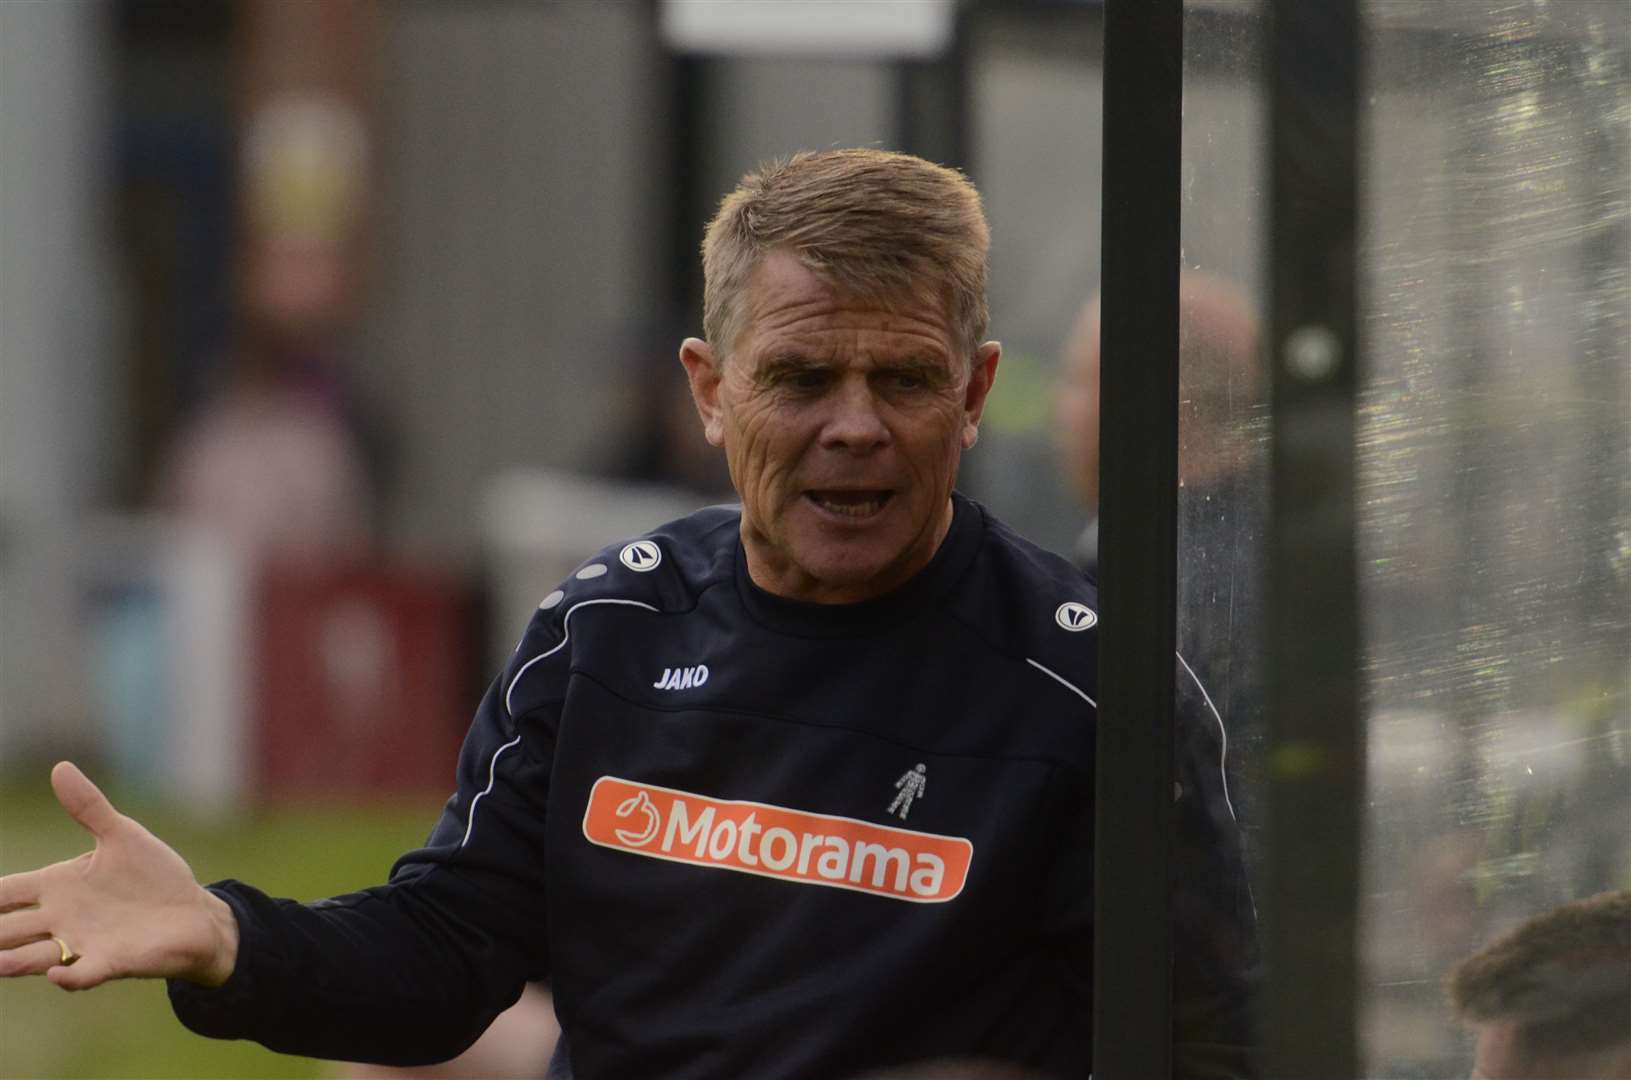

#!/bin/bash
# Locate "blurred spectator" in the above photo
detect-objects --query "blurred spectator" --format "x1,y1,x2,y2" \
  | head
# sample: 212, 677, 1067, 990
614, 325, 735, 501
1447, 889, 1631, 1080
1054, 292, 1103, 574
1053, 271, 1263, 578
154, 330, 376, 570
155, 95, 380, 570
1052, 269, 1265, 1077
1053, 271, 1267, 730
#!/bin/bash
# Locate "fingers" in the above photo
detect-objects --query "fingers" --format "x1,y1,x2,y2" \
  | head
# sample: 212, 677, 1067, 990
0, 936, 64, 978
50, 761, 122, 840
0, 906, 50, 950
0, 868, 44, 913
0, 931, 109, 990
48, 952, 111, 991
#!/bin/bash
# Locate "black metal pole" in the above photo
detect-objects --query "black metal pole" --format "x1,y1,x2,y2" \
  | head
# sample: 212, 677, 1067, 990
1095, 0, 1182, 1076
1264, 1, 1362, 1077
664, 48, 706, 323
891, 2, 970, 173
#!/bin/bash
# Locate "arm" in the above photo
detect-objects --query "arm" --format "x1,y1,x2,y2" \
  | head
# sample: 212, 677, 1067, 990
167, 674, 556, 1065
0, 665, 561, 1067
0, 762, 240, 990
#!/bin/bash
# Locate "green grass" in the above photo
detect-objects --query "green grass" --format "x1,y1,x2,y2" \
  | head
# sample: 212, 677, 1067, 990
0, 769, 442, 1080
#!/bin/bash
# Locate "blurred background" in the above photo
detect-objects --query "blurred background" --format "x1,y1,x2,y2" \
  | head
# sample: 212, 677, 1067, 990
0, 1, 1625, 1077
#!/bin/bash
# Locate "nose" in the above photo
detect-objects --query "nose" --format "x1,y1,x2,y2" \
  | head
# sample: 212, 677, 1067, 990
819, 378, 890, 454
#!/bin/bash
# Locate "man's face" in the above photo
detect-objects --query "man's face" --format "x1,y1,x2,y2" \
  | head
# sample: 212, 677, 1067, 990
681, 249, 999, 604
1471, 1021, 1631, 1080
1471, 1021, 1528, 1080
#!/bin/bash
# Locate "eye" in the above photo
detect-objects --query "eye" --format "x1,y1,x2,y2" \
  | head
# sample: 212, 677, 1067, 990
787, 369, 830, 391
884, 370, 928, 391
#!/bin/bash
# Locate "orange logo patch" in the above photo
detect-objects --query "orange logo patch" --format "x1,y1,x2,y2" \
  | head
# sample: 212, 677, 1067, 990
582, 776, 973, 903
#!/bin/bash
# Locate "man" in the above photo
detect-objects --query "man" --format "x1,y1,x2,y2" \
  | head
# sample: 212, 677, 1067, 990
1054, 272, 1264, 581
0, 150, 1253, 1078
1054, 273, 1267, 814
1448, 890, 1631, 1080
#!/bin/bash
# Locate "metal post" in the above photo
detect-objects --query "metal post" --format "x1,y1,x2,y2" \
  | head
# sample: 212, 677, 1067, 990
892, 3, 970, 172
1264, 1, 1362, 1077
1095, 1, 1182, 1076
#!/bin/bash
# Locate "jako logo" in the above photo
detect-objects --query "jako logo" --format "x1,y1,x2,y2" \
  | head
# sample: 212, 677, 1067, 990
582, 776, 973, 904
653, 665, 708, 690
1055, 601, 1098, 631
620, 540, 662, 572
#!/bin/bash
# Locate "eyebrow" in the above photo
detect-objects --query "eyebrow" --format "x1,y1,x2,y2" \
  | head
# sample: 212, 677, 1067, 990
756, 350, 953, 384
879, 354, 946, 372
754, 353, 840, 387
876, 354, 956, 383
761, 352, 829, 374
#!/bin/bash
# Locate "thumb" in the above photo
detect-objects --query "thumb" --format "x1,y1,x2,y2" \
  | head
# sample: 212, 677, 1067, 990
50, 761, 122, 840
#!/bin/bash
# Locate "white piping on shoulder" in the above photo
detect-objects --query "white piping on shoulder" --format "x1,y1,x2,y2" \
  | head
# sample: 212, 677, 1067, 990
462, 596, 659, 850
460, 735, 521, 849
1176, 650, 1238, 822
504, 597, 660, 717
1025, 657, 1098, 709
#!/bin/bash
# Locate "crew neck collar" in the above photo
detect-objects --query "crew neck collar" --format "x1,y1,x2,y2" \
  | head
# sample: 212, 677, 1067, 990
733, 492, 984, 637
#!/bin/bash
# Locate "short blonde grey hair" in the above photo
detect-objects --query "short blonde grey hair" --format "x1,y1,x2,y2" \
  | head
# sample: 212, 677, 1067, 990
701, 149, 990, 364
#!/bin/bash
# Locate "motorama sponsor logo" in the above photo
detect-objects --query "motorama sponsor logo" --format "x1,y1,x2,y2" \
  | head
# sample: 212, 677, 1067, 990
582, 776, 973, 903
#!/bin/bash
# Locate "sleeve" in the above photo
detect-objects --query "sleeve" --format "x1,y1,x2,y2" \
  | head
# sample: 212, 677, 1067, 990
1172, 652, 1260, 1080
167, 615, 569, 1067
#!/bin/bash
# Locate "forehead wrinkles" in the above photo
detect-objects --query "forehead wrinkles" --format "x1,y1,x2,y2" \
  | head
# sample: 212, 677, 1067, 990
741, 259, 955, 360
749, 306, 955, 363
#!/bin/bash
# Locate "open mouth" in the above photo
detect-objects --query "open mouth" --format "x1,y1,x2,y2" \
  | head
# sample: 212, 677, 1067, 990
805, 490, 894, 519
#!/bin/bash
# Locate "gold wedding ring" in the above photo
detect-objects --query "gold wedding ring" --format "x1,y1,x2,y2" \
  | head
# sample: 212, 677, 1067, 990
51, 936, 78, 966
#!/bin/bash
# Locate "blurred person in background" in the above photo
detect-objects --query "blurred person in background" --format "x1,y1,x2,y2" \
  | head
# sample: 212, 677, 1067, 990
0, 150, 1254, 1079
155, 97, 379, 570
1447, 889, 1631, 1079
614, 323, 736, 501
1054, 270, 1267, 770
160, 89, 560, 1080
1054, 271, 1263, 587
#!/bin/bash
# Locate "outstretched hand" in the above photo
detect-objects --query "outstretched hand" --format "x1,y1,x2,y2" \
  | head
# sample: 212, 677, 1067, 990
0, 762, 239, 991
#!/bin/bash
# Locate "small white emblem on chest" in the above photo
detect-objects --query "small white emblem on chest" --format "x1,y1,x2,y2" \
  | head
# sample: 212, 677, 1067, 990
889, 763, 928, 820
653, 665, 709, 690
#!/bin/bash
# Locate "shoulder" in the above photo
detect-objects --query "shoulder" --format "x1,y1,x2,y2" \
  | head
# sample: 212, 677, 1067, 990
502, 504, 740, 716
549, 502, 738, 611
944, 498, 1100, 710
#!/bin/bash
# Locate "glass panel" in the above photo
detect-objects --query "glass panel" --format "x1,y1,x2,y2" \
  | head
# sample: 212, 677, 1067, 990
1359, 3, 1631, 1075
1178, 8, 1272, 1073
1178, 0, 1270, 843
981, 10, 1273, 1066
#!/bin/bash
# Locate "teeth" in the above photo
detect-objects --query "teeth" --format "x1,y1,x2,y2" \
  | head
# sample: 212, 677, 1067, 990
815, 495, 885, 517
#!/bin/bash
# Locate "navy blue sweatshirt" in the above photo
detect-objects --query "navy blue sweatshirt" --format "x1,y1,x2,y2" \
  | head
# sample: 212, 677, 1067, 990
170, 494, 1256, 1078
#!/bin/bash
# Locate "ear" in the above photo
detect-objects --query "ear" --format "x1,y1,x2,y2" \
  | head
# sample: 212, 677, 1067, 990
960, 341, 1002, 449
679, 337, 726, 447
